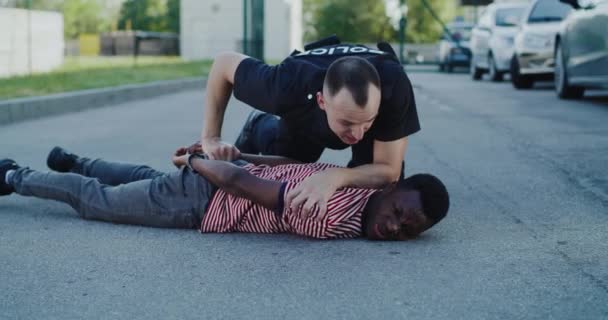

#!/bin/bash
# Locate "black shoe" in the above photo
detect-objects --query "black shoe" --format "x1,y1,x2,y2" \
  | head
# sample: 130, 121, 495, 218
47, 146, 78, 173
0, 159, 20, 196
234, 110, 265, 154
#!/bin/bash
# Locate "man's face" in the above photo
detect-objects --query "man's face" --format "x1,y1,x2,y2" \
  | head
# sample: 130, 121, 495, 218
364, 188, 430, 241
317, 85, 380, 145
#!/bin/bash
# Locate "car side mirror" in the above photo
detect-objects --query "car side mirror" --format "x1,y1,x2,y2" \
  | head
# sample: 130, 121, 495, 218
559, 0, 581, 9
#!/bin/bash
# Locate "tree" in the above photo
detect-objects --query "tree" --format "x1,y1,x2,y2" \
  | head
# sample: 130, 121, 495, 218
304, 0, 457, 44
404, 0, 457, 43
166, 0, 179, 33
304, 0, 396, 43
62, 0, 105, 39
8, 0, 116, 39
117, 0, 167, 32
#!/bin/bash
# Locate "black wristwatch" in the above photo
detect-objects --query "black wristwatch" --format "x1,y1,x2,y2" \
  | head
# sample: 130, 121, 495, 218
188, 152, 209, 169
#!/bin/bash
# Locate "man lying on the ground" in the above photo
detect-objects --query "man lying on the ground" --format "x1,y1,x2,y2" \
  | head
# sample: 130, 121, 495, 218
0, 146, 449, 240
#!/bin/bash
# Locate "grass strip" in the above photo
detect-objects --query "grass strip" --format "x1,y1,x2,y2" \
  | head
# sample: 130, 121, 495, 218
0, 58, 211, 100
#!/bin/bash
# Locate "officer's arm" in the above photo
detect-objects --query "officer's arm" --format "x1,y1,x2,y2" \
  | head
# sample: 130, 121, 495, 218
371, 137, 408, 181
329, 137, 408, 188
201, 52, 248, 142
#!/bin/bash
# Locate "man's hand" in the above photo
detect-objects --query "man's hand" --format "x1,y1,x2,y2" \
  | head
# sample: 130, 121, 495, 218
172, 146, 190, 168
201, 137, 241, 161
285, 169, 342, 221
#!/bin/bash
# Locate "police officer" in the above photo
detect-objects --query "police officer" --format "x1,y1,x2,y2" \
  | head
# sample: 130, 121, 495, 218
200, 36, 420, 219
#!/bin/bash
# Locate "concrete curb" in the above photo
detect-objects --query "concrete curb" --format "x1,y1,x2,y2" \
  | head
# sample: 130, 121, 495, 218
0, 77, 206, 126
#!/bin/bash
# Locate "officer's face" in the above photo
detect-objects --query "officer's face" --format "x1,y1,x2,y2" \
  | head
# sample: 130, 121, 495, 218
317, 86, 380, 145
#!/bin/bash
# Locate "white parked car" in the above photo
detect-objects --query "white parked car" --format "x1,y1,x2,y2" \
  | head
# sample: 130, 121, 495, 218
511, 0, 573, 89
555, 0, 608, 99
470, 1, 530, 81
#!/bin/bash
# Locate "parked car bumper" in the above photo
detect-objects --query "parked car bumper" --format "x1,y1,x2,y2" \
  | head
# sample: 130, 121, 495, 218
517, 49, 555, 75
447, 51, 472, 66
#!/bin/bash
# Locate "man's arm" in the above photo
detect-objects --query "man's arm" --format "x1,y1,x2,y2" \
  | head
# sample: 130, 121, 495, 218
176, 142, 302, 167
189, 157, 282, 210
201, 52, 248, 160
239, 154, 303, 167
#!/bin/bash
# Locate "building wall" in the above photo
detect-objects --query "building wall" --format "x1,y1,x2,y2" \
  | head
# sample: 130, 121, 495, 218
181, 0, 302, 61
0, 8, 64, 78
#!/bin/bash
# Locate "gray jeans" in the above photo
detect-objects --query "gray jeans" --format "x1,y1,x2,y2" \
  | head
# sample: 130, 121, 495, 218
11, 157, 218, 229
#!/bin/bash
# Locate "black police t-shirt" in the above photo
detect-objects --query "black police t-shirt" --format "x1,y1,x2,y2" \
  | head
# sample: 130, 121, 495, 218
232, 43, 421, 164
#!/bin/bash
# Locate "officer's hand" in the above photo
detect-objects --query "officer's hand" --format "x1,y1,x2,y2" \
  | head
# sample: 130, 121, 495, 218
285, 171, 340, 222
201, 137, 241, 161
186, 141, 203, 154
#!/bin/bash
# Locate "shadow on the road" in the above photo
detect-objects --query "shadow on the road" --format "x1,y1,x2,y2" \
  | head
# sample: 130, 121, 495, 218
585, 95, 608, 105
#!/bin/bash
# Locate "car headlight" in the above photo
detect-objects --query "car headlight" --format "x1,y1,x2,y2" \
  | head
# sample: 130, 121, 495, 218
523, 33, 553, 50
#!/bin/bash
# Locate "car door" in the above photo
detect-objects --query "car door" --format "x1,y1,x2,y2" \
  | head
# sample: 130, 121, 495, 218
566, 0, 608, 80
585, 0, 608, 79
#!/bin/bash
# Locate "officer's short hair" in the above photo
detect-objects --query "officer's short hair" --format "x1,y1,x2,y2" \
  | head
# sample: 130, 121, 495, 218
324, 56, 381, 108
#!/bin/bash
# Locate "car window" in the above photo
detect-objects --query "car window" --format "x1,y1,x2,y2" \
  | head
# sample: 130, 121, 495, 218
495, 7, 526, 26
528, 0, 572, 23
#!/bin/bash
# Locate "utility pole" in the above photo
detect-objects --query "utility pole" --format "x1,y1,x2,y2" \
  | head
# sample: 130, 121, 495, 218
242, 0, 264, 61
399, 0, 408, 64
26, 0, 32, 74
242, 0, 248, 55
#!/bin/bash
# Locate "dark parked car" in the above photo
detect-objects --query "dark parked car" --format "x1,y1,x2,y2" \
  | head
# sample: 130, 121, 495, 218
437, 22, 474, 72
555, 0, 608, 99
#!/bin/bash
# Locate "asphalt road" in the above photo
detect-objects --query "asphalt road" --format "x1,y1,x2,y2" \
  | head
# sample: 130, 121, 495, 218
1, 69, 607, 319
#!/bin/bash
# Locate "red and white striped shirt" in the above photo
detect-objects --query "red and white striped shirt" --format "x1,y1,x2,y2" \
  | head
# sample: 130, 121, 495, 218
200, 163, 378, 239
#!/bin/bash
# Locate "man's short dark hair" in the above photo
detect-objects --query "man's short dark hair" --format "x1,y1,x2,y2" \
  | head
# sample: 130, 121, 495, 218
398, 174, 450, 227
324, 56, 381, 107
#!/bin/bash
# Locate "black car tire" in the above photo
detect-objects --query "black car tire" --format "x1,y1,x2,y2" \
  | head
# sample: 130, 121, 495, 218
555, 42, 585, 99
439, 62, 445, 72
470, 57, 483, 80
510, 56, 534, 89
488, 54, 503, 82
446, 62, 454, 73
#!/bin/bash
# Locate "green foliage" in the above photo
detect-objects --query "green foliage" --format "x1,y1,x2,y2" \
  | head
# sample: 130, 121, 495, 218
62, 0, 105, 39
9, 0, 116, 39
10, 0, 63, 11
117, 0, 172, 32
166, 0, 180, 33
406, 0, 457, 43
304, 0, 457, 44
304, 0, 396, 43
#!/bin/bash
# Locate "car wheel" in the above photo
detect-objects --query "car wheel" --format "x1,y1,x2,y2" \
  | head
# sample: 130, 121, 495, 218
439, 62, 445, 72
510, 56, 534, 89
488, 54, 503, 82
555, 42, 585, 99
446, 63, 454, 73
470, 56, 483, 80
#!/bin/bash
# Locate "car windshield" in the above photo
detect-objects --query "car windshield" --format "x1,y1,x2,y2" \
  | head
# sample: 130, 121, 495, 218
528, 0, 572, 23
446, 27, 473, 41
495, 7, 526, 26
